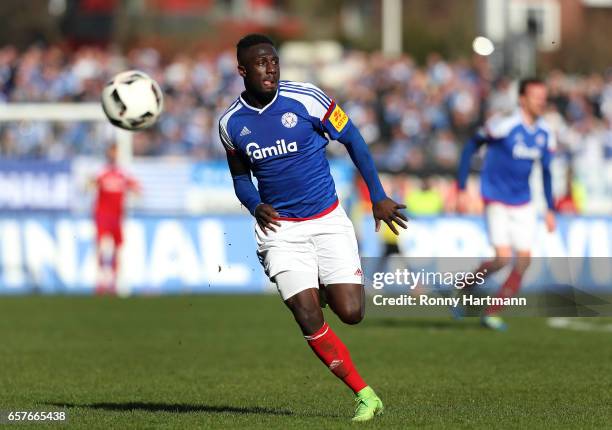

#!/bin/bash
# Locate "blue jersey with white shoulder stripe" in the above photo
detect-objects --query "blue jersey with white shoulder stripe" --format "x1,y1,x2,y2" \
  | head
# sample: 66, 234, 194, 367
219, 81, 352, 219
479, 110, 555, 205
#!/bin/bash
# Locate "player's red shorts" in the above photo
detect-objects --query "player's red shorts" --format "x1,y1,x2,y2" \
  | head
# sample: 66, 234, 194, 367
95, 215, 123, 246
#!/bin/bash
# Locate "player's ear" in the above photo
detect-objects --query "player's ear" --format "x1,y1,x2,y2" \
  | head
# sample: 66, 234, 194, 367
237, 64, 247, 78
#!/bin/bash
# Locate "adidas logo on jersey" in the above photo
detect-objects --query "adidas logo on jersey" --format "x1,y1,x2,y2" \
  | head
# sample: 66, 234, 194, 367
246, 140, 297, 160
239, 126, 251, 136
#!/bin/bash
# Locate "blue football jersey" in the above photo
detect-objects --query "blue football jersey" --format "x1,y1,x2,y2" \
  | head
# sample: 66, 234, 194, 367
479, 111, 555, 205
219, 81, 352, 219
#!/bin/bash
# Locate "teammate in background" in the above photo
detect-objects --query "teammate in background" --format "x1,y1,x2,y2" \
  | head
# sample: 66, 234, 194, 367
219, 34, 407, 422
92, 144, 140, 295
457, 78, 556, 331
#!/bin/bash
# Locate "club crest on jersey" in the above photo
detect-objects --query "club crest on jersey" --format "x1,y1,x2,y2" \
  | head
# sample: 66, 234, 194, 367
281, 112, 298, 128
536, 134, 546, 147
246, 140, 297, 160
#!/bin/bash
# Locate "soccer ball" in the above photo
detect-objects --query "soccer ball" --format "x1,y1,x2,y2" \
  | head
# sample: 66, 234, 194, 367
101, 70, 163, 131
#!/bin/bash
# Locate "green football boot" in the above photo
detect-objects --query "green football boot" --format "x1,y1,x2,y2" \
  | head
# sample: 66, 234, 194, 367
352, 386, 384, 422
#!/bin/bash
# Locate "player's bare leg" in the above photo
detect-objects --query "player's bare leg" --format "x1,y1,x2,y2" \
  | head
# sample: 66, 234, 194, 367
108, 242, 121, 296
95, 247, 105, 295
284, 287, 324, 335
463, 246, 513, 292
453, 246, 512, 321
325, 283, 365, 325
484, 250, 530, 316
283, 285, 382, 421
476, 248, 530, 330
96, 235, 115, 295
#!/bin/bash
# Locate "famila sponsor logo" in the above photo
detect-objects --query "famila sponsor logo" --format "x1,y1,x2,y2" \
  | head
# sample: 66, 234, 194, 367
246, 140, 298, 160
512, 142, 541, 160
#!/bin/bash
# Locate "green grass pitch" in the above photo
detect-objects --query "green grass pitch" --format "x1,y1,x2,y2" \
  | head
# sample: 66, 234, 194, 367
1, 295, 611, 429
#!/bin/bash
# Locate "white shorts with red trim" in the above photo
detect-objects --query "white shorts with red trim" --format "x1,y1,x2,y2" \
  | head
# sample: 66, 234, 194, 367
255, 202, 363, 300
485, 201, 536, 252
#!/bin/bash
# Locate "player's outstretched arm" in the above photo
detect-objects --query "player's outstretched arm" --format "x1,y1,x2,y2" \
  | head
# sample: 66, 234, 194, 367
337, 123, 407, 235
127, 175, 142, 197
225, 150, 280, 234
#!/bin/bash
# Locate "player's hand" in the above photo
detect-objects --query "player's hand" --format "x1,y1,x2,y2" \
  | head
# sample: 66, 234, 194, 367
373, 198, 408, 235
255, 203, 281, 234
545, 210, 556, 233
457, 190, 470, 214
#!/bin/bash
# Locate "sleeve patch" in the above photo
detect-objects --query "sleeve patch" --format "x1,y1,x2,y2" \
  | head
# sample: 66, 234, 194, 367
329, 104, 349, 132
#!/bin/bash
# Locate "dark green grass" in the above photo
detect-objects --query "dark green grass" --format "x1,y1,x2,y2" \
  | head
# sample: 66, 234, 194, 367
0, 296, 611, 429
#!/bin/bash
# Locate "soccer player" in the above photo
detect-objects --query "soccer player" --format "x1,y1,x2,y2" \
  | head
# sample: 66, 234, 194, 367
92, 144, 140, 295
219, 34, 407, 422
457, 78, 556, 330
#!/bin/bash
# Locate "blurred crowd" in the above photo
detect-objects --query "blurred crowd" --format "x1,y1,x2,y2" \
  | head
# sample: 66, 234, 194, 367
0, 44, 611, 160
0, 44, 611, 213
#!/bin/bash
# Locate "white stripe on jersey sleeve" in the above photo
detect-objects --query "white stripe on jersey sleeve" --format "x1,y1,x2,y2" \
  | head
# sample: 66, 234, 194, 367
218, 100, 242, 151
484, 112, 521, 139
279, 81, 332, 104
538, 120, 557, 152
280, 90, 329, 121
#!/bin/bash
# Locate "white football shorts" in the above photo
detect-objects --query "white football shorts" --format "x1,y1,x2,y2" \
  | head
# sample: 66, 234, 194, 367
255, 203, 363, 300
485, 201, 536, 252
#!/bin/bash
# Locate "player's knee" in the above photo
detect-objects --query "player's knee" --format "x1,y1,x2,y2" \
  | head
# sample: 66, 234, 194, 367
293, 305, 324, 333
341, 311, 363, 325
336, 303, 364, 325
514, 254, 531, 273
492, 256, 511, 271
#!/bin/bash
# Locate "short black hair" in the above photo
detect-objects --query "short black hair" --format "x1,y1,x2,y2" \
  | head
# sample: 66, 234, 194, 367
236, 34, 275, 62
519, 78, 545, 95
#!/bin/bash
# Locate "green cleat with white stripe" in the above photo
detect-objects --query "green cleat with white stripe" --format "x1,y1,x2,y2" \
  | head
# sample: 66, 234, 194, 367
352, 386, 384, 422
481, 315, 507, 331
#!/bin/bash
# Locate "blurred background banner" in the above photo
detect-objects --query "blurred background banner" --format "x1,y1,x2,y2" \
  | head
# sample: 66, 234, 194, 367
0, 214, 269, 295
358, 215, 612, 259
0, 159, 72, 211
0, 214, 609, 295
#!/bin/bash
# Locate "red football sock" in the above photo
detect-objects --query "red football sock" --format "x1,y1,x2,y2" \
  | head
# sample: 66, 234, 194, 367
485, 269, 523, 315
305, 322, 367, 394
463, 260, 496, 292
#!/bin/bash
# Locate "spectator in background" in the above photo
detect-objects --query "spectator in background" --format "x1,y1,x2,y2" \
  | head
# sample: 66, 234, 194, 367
0, 43, 603, 167
405, 177, 444, 217
555, 164, 586, 214
0, 44, 610, 215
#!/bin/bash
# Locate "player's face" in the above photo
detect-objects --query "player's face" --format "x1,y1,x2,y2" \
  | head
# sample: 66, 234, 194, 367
521, 84, 548, 118
238, 44, 279, 96
106, 146, 117, 164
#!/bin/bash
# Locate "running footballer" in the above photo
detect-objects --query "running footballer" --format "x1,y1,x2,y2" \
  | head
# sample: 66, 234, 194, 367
457, 78, 556, 330
219, 34, 407, 422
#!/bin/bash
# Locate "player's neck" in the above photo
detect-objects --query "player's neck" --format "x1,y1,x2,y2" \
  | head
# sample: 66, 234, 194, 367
242, 89, 275, 109
520, 108, 537, 127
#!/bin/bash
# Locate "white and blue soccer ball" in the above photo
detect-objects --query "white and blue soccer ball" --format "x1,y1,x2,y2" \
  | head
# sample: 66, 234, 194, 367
101, 70, 163, 131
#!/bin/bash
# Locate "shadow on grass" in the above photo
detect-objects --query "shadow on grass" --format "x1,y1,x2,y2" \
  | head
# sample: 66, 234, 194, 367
47, 402, 293, 416
365, 317, 482, 330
